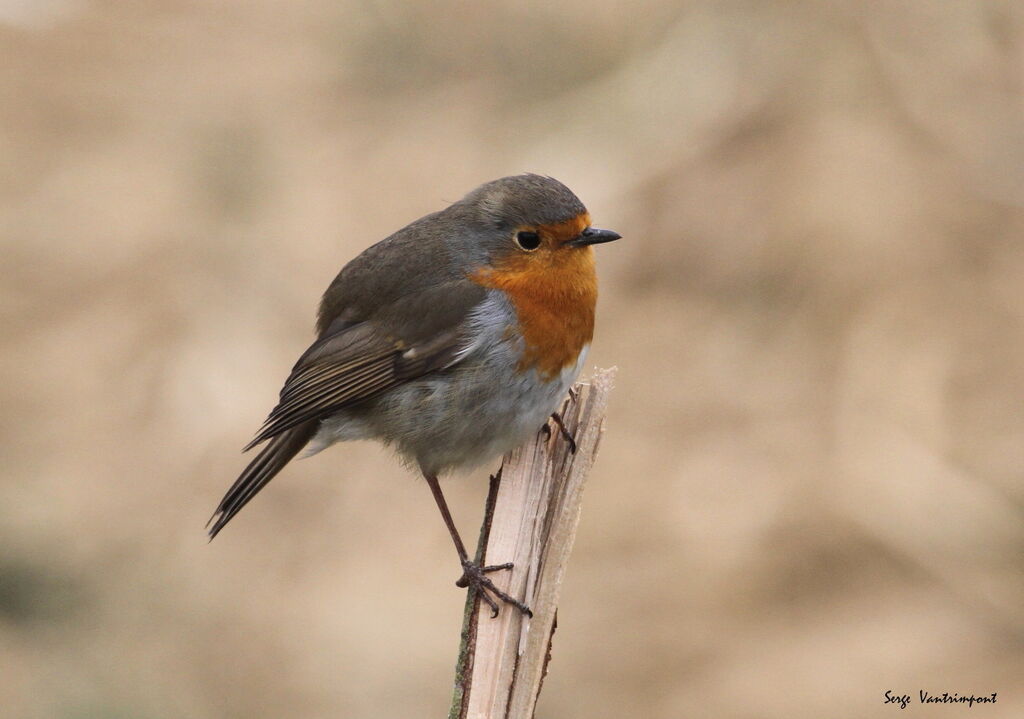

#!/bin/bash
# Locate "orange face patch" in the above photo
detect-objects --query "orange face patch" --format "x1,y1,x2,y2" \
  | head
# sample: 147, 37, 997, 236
536, 213, 591, 246
471, 212, 597, 380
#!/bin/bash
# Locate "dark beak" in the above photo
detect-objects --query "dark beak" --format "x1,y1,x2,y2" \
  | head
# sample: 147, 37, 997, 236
568, 227, 622, 247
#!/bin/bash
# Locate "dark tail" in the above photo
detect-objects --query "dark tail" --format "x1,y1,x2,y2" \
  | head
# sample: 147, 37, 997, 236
208, 421, 319, 539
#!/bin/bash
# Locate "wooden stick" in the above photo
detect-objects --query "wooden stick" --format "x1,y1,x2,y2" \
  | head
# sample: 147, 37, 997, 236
448, 367, 616, 719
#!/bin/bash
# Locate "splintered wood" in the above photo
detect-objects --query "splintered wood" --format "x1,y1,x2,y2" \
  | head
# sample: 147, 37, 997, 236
449, 367, 615, 719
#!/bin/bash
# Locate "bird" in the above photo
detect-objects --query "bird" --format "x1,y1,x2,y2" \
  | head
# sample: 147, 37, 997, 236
208, 174, 621, 616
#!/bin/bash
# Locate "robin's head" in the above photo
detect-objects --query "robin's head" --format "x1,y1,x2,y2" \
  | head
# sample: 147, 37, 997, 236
458, 174, 621, 268
458, 175, 620, 379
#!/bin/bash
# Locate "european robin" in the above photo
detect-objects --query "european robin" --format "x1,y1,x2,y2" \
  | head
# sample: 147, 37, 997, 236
209, 174, 621, 616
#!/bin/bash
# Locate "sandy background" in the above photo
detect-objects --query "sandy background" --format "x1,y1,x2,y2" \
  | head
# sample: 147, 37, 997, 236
2, 1, 1023, 717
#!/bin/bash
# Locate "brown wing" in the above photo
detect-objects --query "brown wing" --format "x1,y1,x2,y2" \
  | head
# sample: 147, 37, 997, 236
209, 298, 477, 539
244, 277, 487, 448
209, 242, 487, 539
243, 325, 393, 449
242, 320, 465, 450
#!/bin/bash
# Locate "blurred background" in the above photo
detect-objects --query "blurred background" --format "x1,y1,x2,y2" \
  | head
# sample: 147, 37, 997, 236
2, 1, 1023, 717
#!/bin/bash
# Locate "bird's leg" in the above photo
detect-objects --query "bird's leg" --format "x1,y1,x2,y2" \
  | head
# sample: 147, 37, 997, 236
422, 471, 532, 618
548, 411, 577, 454
540, 388, 579, 450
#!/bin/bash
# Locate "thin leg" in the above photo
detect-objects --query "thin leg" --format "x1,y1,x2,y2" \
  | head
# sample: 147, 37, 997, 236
423, 471, 532, 618
424, 470, 470, 560
549, 411, 577, 454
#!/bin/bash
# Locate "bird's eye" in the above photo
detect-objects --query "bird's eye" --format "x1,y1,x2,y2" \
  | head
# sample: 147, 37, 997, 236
514, 230, 541, 251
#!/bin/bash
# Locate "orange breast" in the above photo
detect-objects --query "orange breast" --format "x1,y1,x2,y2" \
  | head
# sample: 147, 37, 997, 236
471, 214, 597, 381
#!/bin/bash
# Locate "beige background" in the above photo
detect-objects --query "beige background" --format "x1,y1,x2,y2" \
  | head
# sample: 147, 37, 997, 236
2, 1, 1023, 718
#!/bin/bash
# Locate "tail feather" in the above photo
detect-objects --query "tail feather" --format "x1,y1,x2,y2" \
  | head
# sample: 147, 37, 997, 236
208, 421, 318, 539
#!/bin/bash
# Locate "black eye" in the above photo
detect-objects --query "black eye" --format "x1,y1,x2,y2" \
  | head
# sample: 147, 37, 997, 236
515, 230, 541, 251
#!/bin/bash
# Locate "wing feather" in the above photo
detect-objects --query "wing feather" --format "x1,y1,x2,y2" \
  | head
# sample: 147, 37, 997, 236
211, 226, 491, 538
245, 352, 394, 450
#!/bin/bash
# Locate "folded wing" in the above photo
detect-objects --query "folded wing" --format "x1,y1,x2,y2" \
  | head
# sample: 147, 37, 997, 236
209, 277, 487, 538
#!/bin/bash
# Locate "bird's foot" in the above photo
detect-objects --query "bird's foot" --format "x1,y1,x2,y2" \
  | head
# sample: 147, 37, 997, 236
548, 411, 577, 454
456, 558, 532, 618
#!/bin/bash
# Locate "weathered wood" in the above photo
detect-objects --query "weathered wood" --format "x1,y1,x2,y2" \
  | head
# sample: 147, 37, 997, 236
449, 367, 615, 719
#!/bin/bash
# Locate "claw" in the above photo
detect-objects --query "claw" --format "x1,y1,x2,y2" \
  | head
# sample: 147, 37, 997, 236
455, 561, 513, 587
457, 558, 532, 618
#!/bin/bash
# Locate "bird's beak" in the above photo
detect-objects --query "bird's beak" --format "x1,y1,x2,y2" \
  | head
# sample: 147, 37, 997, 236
567, 227, 622, 247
